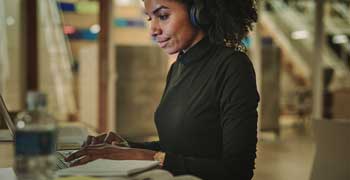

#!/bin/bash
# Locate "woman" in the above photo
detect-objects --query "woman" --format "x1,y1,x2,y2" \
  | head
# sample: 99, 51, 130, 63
66, 0, 259, 179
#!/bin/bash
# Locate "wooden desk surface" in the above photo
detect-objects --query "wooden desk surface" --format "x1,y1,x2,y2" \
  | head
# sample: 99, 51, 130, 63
0, 142, 13, 168
0, 141, 177, 180
0, 142, 198, 180
0, 125, 184, 180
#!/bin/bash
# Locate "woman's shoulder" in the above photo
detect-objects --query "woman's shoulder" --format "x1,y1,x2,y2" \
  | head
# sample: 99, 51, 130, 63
213, 46, 254, 71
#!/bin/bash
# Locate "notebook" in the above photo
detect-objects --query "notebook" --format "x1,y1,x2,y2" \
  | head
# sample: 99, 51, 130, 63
56, 159, 159, 177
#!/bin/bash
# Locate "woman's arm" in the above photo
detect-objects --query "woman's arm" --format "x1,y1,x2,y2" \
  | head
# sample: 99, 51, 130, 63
128, 141, 162, 151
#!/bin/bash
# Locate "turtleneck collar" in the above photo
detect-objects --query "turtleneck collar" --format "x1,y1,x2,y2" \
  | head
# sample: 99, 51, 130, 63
176, 36, 213, 65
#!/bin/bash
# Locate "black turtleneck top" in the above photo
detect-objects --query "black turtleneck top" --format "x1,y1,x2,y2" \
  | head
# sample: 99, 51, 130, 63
130, 37, 260, 180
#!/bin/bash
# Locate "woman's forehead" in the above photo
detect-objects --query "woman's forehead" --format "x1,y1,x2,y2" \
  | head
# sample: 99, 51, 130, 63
144, 0, 183, 14
144, 0, 173, 8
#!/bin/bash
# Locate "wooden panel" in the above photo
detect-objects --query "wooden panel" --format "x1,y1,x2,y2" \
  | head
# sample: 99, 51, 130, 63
24, 0, 38, 91
116, 45, 168, 140
79, 45, 98, 130
260, 38, 281, 134
98, 0, 113, 132
331, 89, 350, 119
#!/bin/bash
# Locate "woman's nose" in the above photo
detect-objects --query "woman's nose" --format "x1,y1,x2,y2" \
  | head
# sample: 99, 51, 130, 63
150, 19, 161, 37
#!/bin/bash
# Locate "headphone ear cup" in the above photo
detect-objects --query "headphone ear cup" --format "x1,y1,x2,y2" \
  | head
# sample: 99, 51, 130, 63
189, 1, 210, 28
189, 5, 200, 28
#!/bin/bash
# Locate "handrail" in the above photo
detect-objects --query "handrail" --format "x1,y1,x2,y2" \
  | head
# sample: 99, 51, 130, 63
265, 0, 350, 86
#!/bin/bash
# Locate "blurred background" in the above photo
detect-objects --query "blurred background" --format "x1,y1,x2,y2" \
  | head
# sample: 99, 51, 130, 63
0, 0, 349, 179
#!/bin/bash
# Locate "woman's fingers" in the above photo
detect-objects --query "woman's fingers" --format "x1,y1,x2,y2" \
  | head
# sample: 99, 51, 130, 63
86, 135, 93, 145
82, 131, 124, 147
70, 155, 97, 167
65, 145, 151, 166
82, 135, 94, 147
65, 144, 113, 162
91, 133, 108, 145
103, 132, 115, 144
91, 132, 118, 145
65, 148, 87, 162
103, 132, 120, 144
82, 133, 106, 147
111, 141, 118, 145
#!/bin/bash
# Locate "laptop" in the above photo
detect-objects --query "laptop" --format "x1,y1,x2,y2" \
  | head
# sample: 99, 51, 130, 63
0, 95, 87, 169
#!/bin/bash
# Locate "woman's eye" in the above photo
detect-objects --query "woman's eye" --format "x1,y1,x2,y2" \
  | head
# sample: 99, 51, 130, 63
158, 14, 169, 20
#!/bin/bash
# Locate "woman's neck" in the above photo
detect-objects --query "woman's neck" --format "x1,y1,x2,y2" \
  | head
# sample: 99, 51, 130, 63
182, 31, 206, 53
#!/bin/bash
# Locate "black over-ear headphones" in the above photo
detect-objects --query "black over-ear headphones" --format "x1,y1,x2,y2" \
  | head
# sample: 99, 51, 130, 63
189, 0, 211, 29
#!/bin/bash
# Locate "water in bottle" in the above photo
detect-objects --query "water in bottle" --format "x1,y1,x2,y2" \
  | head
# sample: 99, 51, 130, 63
14, 91, 57, 180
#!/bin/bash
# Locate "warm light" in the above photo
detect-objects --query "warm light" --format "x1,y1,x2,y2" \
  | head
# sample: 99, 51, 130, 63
115, 0, 133, 6
17, 121, 25, 129
89, 24, 100, 34
332, 34, 349, 44
6, 16, 15, 26
291, 30, 309, 40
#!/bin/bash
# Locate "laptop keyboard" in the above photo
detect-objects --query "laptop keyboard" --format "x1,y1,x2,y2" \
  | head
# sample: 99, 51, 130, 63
55, 151, 73, 170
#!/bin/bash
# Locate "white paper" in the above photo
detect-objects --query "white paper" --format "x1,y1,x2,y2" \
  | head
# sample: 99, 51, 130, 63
0, 168, 16, 180
56, 159, 159, 177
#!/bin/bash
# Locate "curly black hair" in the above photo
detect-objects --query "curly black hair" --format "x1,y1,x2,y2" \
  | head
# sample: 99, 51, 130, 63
181, 0, 258, 51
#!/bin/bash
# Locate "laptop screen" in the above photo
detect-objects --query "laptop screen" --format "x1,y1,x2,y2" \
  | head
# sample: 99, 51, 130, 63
0, 95, 15, 136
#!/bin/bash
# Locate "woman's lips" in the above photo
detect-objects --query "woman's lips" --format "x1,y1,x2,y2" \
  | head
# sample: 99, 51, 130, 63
157, 38, 170, 48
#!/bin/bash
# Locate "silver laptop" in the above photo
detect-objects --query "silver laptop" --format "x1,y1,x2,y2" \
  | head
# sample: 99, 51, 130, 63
0, 95, 87, 169
0, 95, 15, 140
0, 95, 88, 146
0, 94, 88, 145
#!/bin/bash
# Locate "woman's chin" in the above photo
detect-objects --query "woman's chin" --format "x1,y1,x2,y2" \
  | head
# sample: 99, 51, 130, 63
162, 47, 179, 55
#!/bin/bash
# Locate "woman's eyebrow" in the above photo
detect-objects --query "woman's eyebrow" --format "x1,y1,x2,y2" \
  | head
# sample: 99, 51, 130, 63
152, 6, 168, 14
144, 5, 169, 16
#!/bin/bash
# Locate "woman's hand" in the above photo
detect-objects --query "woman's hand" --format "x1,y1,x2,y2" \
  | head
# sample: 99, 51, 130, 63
82, 131, 129, 147
65, 144, 157, 167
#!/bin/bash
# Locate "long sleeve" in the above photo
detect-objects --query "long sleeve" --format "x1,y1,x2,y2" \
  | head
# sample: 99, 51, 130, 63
128, 141, 162, 151
161, 52, 259, 180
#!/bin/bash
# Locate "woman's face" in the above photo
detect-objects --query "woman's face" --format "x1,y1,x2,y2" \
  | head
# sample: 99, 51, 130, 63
144, 0, 204, 54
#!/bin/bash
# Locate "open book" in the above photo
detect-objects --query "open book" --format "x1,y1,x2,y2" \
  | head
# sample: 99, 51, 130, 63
56, 159, 159, 177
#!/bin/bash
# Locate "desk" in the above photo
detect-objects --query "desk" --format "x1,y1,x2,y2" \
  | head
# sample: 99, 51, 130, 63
0, 142, 171, 180
0, 142, 200, 180
0, 142, 13, 168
